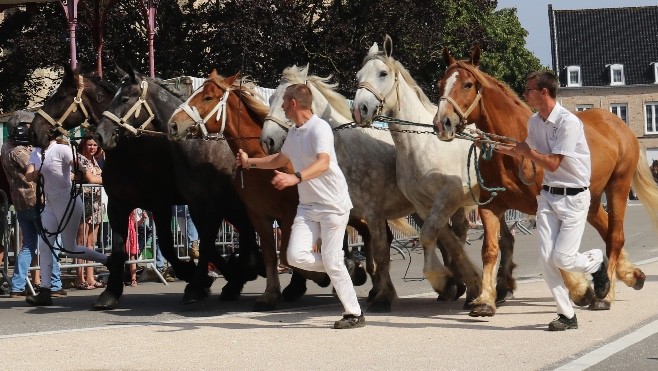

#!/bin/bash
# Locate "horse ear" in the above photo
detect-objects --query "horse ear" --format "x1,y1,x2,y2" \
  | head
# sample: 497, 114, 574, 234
367, 42, 379, 56
209, 69, 219, 79
61, 63, 75, 84
443, 47, 456, 66
383, 35, 393, 58
300, 64, 309, 80
115, 63, 128, 80
225, 72, 239, 86
470, 44, 481, 67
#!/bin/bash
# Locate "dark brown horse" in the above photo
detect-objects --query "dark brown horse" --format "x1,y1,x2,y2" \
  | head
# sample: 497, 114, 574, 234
434, 46, 658, 316
27, 65, 221, 309
168, 71, 337, 310
651, 160, 658, 184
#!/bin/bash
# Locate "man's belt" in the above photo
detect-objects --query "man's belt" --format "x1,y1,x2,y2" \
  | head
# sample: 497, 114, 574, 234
542, 185, 588, 196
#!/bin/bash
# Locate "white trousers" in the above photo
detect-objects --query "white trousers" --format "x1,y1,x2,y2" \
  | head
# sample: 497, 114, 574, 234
536, 189, 603, 318
286, 206, 361, 316
39, 190, 108, 289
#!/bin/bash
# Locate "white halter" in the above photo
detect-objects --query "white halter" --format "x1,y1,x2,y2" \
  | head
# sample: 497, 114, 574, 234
177, 86, 230, 138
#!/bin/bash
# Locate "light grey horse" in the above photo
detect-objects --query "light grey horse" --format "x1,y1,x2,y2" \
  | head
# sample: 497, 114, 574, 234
351, 36, 495, 305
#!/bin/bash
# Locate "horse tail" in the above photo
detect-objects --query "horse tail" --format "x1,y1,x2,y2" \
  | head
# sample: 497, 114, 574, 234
631, 149, 658, 230
387, 217, 418, 237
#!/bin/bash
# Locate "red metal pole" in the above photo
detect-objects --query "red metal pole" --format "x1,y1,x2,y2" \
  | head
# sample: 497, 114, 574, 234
60, 0, 79, 70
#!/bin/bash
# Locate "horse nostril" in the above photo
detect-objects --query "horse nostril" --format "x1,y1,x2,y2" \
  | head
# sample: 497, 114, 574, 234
170, 122, 178, 135
444, 118, 452, 130
360, 104, 368, 116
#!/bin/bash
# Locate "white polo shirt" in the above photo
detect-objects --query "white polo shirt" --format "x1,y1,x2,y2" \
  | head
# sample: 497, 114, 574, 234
29, 141, 73, 194
281, 114, 353, 214
526, 102, 591, 188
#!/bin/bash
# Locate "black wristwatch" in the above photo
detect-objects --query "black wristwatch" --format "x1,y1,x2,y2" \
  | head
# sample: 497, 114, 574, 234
294, 171, 303, 182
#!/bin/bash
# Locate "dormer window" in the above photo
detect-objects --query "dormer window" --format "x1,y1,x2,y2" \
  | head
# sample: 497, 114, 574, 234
653, 62, 658, 84
566, 66, 581, 87
608, 64, 625, 85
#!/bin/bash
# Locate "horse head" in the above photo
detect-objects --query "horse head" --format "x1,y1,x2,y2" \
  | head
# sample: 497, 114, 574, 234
168, 70, 269, 149
96, 64, 180, 150
30, 64, 115, 148
433, 45, 488, 141
261, 64, 352, 154
352, 35, 400, 127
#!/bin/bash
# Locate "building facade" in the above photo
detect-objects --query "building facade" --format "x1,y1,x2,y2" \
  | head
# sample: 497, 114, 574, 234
549, 5, 658, 162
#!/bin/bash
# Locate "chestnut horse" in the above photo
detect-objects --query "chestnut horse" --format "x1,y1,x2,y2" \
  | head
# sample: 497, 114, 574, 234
168, 71, 337, 310
434, 45, 658, 316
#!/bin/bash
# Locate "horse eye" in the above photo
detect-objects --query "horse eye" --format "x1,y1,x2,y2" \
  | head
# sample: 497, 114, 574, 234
203, 96, 213, 102
465, 82, 474, 89
121, 96, 130, 103
379, 71, 388, 78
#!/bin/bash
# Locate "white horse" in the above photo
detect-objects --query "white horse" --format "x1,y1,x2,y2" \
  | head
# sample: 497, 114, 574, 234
352, 36, 508, 304
261, 65, 424, 311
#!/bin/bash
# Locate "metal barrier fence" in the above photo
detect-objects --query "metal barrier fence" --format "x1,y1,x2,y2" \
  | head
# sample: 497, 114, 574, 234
0, 184, 534, 293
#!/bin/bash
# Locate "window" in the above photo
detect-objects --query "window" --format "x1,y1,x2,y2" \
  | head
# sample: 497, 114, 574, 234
653, 62, 658, 84
576, 104, 593, 112
608, 64, 625, 85
566, 66, 581, 87
610, 104, 628, 123
646, 102, 658, 134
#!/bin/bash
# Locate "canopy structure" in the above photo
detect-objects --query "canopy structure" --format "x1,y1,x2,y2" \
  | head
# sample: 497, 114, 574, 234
0, 0, 159, 78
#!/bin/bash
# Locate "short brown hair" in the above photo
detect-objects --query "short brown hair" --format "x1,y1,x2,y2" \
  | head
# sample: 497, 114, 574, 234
284, 84, 313, 109
526, 70, 558, 98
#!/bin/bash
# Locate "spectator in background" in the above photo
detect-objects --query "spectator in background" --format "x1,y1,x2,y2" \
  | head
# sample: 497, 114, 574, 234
74, 135, 105, 290
2, 111, 66, 298
174, 205, 199, 259
135, 208, 174, 282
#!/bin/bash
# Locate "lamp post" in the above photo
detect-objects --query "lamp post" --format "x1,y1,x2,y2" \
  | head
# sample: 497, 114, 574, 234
140, 0, 159, 78
60, 0, 79, 69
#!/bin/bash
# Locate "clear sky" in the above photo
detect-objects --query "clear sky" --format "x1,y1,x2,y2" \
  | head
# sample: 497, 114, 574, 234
495, 1, 658, 67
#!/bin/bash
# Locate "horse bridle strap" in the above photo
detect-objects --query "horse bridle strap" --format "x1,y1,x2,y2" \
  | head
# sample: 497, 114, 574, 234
102, 80, 155, 136
265, 115, 293, 131
357, 73, 400, 117
178, 88, 230, 138
36, 75, 90, 137
439, 90, 482, 128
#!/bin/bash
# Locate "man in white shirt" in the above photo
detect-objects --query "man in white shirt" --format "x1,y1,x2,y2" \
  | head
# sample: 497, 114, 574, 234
496, 71, 609, 331
236, 84, 364, 329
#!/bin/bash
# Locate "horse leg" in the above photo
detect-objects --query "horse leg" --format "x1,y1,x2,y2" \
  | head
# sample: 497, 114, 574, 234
251, 214, 282, 311
469, 207, 501, 317
364, 218, 396, 313
496, 217, 517, 304
92, 200, 129, 310
180, 210, 220, 304
219, 205, 266, 301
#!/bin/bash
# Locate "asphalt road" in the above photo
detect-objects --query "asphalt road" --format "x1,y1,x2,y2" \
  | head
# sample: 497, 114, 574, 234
0, 200, 657, 370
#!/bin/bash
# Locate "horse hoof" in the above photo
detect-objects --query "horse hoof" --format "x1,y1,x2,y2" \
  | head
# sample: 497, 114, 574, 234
91, 291, 119, 310
463, 299, 476, 310
633, 270, 646, 290
181, 286, 210, 305
367, 301, 392, 313
218, 282, 244, 301
436, 278, 461, 301
495, 288, 513, 304
573, 286, 595, 307
469, 304, 496, 317
589, 299, 611, 311
253, 301, 276, 312
282, 284, 307, 302
455, 283, 467, 299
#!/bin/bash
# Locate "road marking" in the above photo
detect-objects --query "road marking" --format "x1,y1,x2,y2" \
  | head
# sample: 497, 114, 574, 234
554, 318, 658, 370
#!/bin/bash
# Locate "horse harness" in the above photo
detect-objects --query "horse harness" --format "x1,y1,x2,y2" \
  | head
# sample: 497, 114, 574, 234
102, 80, 161, 137
438, 88, 482, 133
36, 75, 92, 139
356, 72, 400, 118
178, 80, 231, 139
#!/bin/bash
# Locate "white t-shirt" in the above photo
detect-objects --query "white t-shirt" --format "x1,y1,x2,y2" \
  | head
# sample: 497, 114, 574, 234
281, 114, 353, 214
526, 102, 591, 188
29, 141, 74, 194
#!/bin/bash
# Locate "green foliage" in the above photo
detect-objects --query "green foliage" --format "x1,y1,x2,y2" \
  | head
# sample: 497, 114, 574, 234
0, 0, 543, 112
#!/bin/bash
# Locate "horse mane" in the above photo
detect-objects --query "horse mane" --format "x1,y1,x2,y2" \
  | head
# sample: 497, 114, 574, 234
208, 74, 269, 121
147, 77, 186, 101
281, 65, 353, 120
363, 53, 436, 113
84, 74, 118, 94
451, 60, 530, 111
